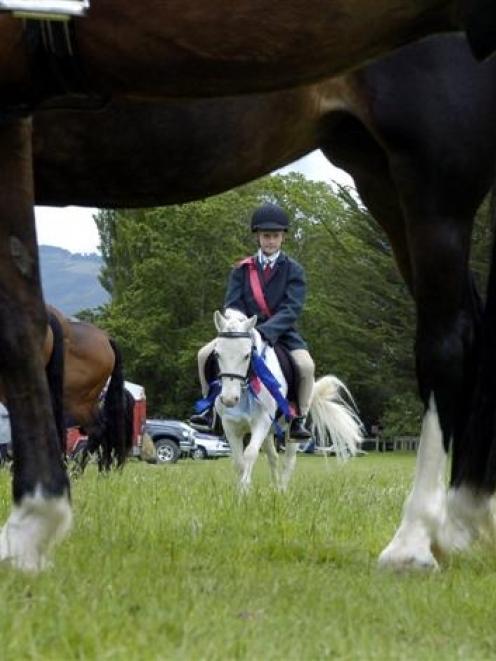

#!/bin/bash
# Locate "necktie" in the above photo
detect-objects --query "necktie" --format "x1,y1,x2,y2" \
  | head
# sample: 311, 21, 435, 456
263, 260, 271, 281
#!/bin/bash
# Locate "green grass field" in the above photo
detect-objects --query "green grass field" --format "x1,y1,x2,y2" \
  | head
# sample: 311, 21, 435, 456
1, 453, 496, 660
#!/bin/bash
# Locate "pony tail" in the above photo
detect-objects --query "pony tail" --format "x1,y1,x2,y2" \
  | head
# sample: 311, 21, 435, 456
46, 312, 66, 454
309, 375, 363, 459
99, 338, 131, 469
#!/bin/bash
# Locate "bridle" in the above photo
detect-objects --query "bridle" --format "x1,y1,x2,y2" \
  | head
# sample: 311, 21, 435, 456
216, 331, 254, 384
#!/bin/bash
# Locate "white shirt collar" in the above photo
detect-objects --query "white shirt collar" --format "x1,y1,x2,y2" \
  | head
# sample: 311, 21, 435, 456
258, 249, 280, 267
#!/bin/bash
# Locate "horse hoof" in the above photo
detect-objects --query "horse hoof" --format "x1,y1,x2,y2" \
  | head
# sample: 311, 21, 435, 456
0, 489, 72, 573
436, 518, 475, 555
436, 486, 491, 554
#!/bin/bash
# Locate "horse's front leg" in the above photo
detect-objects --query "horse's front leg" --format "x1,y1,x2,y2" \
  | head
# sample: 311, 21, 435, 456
240, 416, 272, 494
222, 419, 246, 483
378, 394, 447, 570
262, 433, 281, 490
379, 201, 479, 570
0, 118, 71, 571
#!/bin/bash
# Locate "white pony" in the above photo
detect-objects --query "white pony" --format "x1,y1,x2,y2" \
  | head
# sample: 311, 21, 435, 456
212, 308, 363, 492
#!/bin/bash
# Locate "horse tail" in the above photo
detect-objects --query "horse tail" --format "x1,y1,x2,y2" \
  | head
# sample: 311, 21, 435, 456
99, 338, 132, 469
46, 311, 66, 454
308, 375, 363, 459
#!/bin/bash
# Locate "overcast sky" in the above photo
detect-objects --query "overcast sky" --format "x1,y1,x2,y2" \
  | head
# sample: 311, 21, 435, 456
34, 149, 354, 254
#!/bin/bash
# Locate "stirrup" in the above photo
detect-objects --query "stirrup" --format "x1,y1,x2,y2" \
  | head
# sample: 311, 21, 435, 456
0, 0, 89, 19
288, 416, 312, 441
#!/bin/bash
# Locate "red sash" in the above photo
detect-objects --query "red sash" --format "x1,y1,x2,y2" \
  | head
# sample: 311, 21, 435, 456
238, 256, 272, 318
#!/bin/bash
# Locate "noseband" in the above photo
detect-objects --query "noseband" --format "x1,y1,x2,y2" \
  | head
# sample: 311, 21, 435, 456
216, 331, 253, 383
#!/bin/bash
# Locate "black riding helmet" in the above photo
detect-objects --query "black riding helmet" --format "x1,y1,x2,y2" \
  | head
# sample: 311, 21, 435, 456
250, 203, 289, 232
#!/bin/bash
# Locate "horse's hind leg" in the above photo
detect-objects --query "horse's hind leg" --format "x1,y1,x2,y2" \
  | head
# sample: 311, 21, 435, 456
0, 119, 71, 571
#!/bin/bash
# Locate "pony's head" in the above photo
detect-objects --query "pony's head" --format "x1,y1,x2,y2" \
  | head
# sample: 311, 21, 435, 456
213, 309, 257, 407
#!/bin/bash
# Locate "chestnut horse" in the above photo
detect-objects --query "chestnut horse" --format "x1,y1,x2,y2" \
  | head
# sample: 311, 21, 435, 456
0, 0, 494, 570
33, 34, 496, 570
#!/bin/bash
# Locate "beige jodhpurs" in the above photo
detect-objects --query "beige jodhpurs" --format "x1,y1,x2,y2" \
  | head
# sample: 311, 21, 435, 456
290, 348, 315, 416
197, 341, 315, 417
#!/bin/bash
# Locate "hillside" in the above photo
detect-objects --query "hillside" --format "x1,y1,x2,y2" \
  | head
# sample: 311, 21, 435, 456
39, 245, 109, 315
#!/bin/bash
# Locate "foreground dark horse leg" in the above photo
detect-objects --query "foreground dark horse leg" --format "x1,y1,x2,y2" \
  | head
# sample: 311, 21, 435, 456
0, 118, 71, 570
323, 120, 459, 569
322, 35, 496, 567
445, 220, 496, 549
362, 40, 496, 568
379, 201, 483, 568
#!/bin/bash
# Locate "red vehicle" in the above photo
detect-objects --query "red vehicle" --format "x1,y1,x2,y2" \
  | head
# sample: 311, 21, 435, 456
66, 381, 147, 458
125, 381, 147, 457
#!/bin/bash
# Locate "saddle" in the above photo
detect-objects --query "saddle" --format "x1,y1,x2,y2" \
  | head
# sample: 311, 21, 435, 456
273, 344, 299, 410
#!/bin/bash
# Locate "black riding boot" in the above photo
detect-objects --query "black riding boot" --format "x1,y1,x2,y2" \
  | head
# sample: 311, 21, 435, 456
190, 408, 214, 431
289, 416, 312, 441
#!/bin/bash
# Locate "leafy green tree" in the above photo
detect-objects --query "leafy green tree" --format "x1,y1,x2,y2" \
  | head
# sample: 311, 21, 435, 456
94, 173, 493, 434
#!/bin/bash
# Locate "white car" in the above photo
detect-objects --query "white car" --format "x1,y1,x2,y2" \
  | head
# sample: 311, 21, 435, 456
192, 433, 231, 460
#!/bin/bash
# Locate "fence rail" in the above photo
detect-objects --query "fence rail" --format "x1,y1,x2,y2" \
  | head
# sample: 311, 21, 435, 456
364, 436, 419, 452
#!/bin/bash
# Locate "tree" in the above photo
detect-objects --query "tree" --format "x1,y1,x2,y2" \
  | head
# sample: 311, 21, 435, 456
95, 173, 477, 432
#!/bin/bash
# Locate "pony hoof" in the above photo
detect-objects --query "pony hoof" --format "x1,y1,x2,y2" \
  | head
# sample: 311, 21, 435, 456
378, 544, 439, 572
237, 484, 250, 496
0, 553, 52, 573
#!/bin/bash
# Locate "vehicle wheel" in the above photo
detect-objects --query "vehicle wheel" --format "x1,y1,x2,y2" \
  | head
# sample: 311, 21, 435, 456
155, 439, 180, 464
193, 445, 208, 460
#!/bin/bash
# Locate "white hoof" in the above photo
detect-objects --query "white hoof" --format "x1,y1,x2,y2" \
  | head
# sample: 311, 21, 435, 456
0, 488, 72, 572
378, 521, 439, 571
378, 540, 439, 571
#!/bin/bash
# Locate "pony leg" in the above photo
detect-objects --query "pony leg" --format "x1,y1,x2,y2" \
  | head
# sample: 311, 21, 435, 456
0, 119, 71, 571
231, 437, 245, 482
263, 434, 281, 490
240, 421, 271, 493
222, 421, 246, 483
279, 438, 298, 491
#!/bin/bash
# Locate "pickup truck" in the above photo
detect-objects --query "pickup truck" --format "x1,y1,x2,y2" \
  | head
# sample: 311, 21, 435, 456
142, 418, 196, 464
